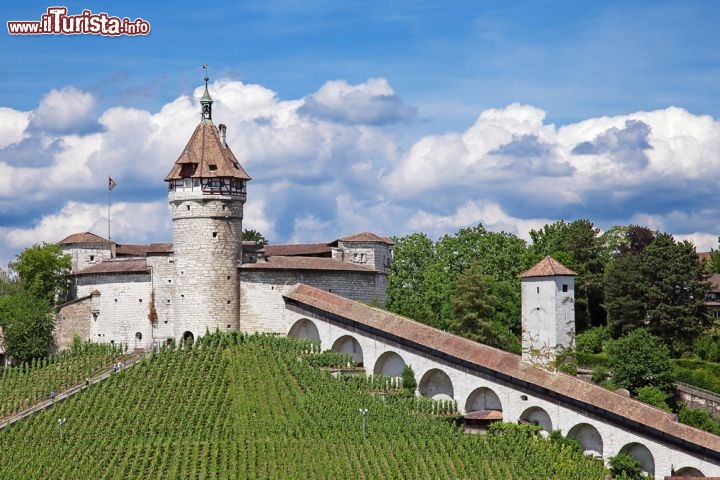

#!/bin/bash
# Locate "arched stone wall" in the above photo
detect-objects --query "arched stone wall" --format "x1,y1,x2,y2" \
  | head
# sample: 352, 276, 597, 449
288, 318, 320, 342
419, 368, 454, 400
567, 423, 603, 457
373, 351, 406, 376
519, 406, 552, 433
674, 466, 704, 477
331, 335, 364, 365
465, 387, 503, 413
620, 442, 654, 478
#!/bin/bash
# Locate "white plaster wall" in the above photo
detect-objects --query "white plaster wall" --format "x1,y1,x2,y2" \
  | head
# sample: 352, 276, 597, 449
521, 275, 575, 367
77, 273, 154, 350
338, 241, 393, 273
284, 308, 720, 479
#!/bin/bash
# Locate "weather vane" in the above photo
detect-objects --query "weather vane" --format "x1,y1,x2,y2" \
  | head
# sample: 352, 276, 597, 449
201, 63, 209, 86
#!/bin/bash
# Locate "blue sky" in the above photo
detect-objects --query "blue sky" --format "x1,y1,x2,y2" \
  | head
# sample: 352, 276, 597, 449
0, 1, 719, 267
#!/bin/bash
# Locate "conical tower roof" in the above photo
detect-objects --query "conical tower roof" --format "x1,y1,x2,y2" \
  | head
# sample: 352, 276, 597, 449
520, 256, 576, 278
164, 122, 251, 181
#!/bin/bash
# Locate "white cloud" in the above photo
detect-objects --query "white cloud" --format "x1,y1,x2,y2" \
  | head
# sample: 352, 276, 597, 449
32, 86, 96, 133
0, 107, 31, 148
407, 200, 553, 241
299, 77, 416, 125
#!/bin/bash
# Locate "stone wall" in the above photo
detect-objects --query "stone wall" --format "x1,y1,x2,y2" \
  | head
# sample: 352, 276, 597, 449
55, 297, 93, 350
239, 269, 380, 333
147, 254, 175, 343
337, 240, 392, 273
170, 197, 243, 340
61, 243, 113, 273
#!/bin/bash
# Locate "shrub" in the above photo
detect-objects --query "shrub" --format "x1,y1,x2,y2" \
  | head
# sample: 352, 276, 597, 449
576, 326, 611, 354
401, 365, 417, 395
591, 366, 609, 384
608, 453, 643, 479
693, 333, 720, 363
606, 329, 675, 395
635, 386, 671, 412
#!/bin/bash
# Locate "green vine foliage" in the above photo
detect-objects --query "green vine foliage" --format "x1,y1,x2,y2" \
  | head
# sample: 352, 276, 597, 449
0, 333, 608, 479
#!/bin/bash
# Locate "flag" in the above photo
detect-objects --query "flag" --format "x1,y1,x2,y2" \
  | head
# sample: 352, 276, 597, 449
108, 176, 117, 191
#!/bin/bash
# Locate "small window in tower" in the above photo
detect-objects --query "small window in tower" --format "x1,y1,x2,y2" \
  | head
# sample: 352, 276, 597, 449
193, 179, 200, 187
536, 287, 540, 294
213, 232, 218, 238
227, 300, 231, 304
222, 205, 226, 210
209, 164, 218, 171
139, 299, 143, 303
186, 205, 190, 211
562, 284, 568, 292
89, 255, 95, 262
226, 276, 230, 280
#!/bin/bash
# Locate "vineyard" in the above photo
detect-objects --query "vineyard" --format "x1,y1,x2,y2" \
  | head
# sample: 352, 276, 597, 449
0, 333, 608, 479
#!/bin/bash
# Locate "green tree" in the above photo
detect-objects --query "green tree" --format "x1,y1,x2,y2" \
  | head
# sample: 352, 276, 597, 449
604, 233, 710, 355
243, 229, 269, 247
10, 243, 72, 305
0, 290, 54, 362
386, 233, 438, 326
0, 267, 21, 297
702, 236, 720, 274
635, 386, 671, 412
606, 329, 675, 395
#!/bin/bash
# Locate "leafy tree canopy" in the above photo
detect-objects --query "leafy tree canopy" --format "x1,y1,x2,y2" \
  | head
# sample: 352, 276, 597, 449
9, 243, 71, 305
606, 328, 675, 395
0, 290, 54, 362
604, 233, 710, 355
243, 229, 269, 247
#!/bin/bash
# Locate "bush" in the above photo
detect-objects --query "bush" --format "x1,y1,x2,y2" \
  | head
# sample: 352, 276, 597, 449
693, 333, 720, 363
608, 452, 643, 479
635, 386, 671, 412
591, 366, 609, 384
549, 429, 582, 453
576, 326, 611, 354
401, 365, 417, 395
606, 329, 675, 395
677, 404, 720, 435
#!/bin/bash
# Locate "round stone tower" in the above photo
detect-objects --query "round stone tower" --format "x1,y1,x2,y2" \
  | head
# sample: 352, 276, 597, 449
164, 73, 251, 343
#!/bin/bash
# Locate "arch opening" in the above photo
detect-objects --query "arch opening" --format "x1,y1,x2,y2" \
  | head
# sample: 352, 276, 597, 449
519, 406, 552, 433
182, 331, 194, 346
331, 335, 363, 366
418, 368, 454, 400
567, 423, 603, 458
465, 387, 503, 413
674, 466, 704, 477
619, 443, 654, 478
373, 351, 406, 377
288, 318, 320, 342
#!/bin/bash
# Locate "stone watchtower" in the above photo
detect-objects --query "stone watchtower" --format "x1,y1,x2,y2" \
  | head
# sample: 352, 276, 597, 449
520, 256, 576, 369
164, 74, 251, 343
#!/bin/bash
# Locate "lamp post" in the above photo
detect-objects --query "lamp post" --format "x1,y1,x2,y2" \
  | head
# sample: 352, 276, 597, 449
359, 408, 369, 440
58, 418, 66, 448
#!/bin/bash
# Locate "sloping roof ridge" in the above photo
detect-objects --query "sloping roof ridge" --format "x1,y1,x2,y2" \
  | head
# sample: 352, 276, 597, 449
58, 231, 112, 245
282, 283, 720, 453
520, 256, 576, 278
338, 231, 394, 245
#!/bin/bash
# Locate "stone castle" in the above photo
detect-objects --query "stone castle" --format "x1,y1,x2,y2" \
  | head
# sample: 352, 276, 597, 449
54, 78, 394, 351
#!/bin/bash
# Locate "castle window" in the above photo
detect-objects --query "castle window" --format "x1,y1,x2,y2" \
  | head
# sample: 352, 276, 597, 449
187, 205, 191, 211
89, 255, 95, 261
193, 179, 200, 187
562, 284, 568, 292
536, 287, 539, 294
139, 299, 142, 303
227, 300, 231, 304
213, 232, 218, 238
209, 164, 218, 171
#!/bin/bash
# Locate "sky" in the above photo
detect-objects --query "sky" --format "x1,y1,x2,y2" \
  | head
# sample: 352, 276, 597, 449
0, 1, 719, 268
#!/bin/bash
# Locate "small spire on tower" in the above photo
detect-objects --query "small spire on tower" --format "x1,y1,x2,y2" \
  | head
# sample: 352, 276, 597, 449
200, 64, 213, 124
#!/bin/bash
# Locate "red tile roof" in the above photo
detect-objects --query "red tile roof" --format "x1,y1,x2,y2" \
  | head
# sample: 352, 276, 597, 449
115, 243, 173, 256
708, 274, 720, 293
241, 256, 375, 272
283, 283, 720, 454
520, 256, 576, 278
164, 123, 251, 182
58, 232, 113, 245
261, 243, 333, 257
337, 232, 394, 245
76, 259, 148, 275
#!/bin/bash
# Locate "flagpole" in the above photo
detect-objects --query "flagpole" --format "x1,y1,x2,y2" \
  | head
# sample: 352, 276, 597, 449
108, 177, 111, 240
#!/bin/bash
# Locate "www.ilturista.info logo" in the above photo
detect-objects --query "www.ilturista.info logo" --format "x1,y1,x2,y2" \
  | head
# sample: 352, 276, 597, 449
7, 7, 150, 36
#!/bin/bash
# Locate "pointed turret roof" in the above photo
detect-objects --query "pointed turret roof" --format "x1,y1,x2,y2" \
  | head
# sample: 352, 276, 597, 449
520, 256, 576, 278
164, 123, 251, 181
